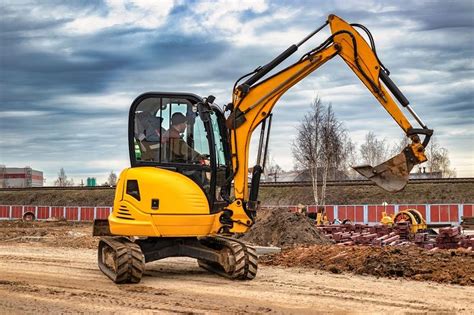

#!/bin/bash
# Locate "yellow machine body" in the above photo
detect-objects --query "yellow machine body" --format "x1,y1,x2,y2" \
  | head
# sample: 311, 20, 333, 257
109, 14, 432, 237
380, 209, 427, 233
109, 167, 222, 237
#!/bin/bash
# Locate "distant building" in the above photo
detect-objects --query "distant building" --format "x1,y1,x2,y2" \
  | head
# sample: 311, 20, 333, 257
410, 167, 442, 179
0, 166, 44, 188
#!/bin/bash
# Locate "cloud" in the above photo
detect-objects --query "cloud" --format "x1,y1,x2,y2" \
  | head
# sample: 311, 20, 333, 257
1, 0, 473, 184
65, 0, 176, 33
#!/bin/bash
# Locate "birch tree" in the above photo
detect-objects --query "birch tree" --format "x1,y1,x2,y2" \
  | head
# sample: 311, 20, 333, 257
319, 104, 345, 205
360, 131, 389, 166
292, 96, 324, 205
292, 97, 351, 207
425, 137, 456, 178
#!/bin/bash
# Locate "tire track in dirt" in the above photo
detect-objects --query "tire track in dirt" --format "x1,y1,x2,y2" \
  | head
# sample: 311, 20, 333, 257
0, 244, 472, 314
251, 276, 446, 312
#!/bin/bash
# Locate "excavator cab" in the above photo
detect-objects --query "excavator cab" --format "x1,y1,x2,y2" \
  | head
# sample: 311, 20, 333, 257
129, 92, 232, 217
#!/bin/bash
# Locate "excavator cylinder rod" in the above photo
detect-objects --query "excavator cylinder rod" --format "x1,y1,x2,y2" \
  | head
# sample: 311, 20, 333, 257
379, 70, 410, 107
406, 105, 428, 129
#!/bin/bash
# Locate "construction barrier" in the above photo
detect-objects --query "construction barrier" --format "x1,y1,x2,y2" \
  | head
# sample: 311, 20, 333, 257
0, 204, 472, 224
265, 203, 473, 225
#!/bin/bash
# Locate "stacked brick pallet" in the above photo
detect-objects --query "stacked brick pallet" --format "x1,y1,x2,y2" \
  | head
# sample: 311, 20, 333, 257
317, 224, 473, 251
461, 216, 474, 230
317, 223, 412, 247
414, 232, 436, 249
436, 227, 474, 250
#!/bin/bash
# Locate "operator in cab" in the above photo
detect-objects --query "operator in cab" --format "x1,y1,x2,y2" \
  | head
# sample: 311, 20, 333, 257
162, 112, 203, 163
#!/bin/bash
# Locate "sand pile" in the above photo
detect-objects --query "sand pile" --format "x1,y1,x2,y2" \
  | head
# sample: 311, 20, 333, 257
239, 207, 332, 248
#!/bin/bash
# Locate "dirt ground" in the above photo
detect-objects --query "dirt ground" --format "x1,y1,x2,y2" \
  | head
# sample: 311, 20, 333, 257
1, 244, 474, 314
0, 221, 473, 313
0, 220, 98, 249
263, 245, 474, 286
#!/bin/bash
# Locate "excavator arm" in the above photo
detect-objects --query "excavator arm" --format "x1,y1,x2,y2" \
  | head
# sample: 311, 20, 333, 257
223, 15, 432, 231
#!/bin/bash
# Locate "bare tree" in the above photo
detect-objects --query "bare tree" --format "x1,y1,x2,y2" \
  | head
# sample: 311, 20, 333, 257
264, 151, 283, 182
107, 171, 118, 186
390, 134, 410, 156
360, 131, 389, 166
340, 136, 358, 179
54, 168, 74, 186
292, 96, 324, 205
292, 96, 351, 207
424, 136, 456, 178
319, 104, 345, 205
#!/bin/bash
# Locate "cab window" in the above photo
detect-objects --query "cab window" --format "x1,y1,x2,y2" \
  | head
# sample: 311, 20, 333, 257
134, 97, 210, 164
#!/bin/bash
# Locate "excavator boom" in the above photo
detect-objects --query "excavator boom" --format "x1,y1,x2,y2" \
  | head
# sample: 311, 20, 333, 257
226, 14, 432, 200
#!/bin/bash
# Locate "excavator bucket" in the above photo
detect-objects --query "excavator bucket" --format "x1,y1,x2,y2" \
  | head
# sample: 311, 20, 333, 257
353, 148, 416, 193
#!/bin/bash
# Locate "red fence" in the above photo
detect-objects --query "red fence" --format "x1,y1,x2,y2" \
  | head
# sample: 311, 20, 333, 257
270, 203, 472, 224
0, 205, 111, 222
0, 204, 472, 224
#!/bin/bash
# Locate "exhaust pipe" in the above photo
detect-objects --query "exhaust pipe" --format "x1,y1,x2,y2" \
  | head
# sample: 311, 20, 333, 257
353, 146, 417, 192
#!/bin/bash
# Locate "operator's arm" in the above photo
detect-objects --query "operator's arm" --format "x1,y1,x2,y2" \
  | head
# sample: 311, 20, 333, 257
170, 138, 202, 162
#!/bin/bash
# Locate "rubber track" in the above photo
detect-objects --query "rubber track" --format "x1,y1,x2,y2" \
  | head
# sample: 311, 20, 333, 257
198, 236, 258, 280
219, 236, 258, 280
98, 237, 145, 284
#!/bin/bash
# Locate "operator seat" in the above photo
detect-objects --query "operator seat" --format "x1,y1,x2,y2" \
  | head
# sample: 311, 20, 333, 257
134, 111, 164, 161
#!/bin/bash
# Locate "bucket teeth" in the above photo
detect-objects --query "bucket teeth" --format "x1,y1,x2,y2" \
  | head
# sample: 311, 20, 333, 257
353, 148, 416, 193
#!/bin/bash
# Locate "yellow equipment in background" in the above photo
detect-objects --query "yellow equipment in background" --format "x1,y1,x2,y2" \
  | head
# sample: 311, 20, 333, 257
380, 209, 427, 233
315, 206, 329, 226
93, 14, 433, 284
380, 212, 395, 226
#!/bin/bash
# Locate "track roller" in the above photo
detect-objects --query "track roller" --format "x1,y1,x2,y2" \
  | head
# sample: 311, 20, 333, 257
197, 236, 258, 280
98, 237, 145, 284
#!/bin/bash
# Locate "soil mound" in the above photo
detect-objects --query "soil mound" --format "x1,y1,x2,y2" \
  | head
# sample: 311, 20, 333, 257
239, 208, 332, 248
263, 245, 474, 286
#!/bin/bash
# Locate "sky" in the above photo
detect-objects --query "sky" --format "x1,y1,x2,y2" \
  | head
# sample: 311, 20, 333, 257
0, 0, 473, 185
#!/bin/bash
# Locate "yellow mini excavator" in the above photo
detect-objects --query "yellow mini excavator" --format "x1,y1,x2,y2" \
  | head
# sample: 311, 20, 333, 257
93, 14, 433, 283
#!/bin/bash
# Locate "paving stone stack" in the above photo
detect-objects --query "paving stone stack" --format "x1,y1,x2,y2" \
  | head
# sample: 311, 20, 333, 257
414, 232, 436, 249
395, 222, 411, 241
459, 235, 474, 249
436, 227, 462, 249
370, 224, 394, 237
316, 223, 472, 251
461, 216, 474, 230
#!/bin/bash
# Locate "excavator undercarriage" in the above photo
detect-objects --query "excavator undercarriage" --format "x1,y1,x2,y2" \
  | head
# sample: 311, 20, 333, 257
97, 235, 257, 284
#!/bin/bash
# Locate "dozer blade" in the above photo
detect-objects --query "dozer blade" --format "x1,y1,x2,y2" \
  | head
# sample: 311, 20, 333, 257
353, 149, 415, 193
